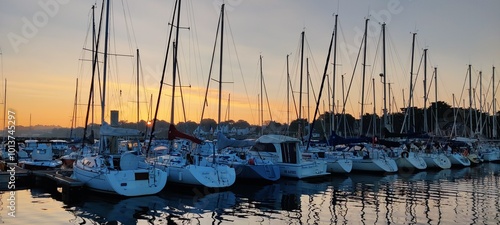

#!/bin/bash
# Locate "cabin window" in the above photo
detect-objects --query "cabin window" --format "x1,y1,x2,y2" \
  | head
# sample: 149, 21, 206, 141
281, 142, 298, 164
251, 143, 276, 153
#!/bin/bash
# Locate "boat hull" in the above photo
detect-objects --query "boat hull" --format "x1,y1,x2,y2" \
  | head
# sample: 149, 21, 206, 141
395, 152, 427, 170
166, 164, 236, 188
277, 161, 329, 179
326, 159, 353, 174
421, 153, 451, 169
352, 158, 398, 173
73, 155, 168, 197
447, 153, 471, 167
233, 164, 280, 181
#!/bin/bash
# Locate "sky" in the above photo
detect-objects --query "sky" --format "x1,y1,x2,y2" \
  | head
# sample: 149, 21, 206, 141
1, 0, 499, 128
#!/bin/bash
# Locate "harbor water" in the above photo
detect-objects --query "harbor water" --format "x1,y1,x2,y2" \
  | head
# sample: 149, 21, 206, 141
2, 162, 500, 225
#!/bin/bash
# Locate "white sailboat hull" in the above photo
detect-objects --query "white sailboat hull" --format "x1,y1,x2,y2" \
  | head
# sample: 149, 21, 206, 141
352, 158, 398, 173
395, 152, 427, 170
421, 153, 451, 169
325, 159, 353, 174
165, 164, 236, 188
73, 155, 168, 197
277, 161, 329, 179
447, 153, 471, 167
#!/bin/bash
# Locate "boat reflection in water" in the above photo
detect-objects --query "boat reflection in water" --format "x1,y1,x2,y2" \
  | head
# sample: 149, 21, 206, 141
4, 163, 500, 224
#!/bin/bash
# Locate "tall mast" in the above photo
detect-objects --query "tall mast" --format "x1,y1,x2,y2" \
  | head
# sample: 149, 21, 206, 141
287, 54, 290, 130
342, 74, 346, 136
260, 55, 263, 134
493, 66, 497, 138
136, 49, 140, 128
434, 67, 439, 135
372, 78, 376, 136
170, 0, 182, 125
468, 64, 472, 136
479, 70, 483, 133
381, 23, 389, 133
331, 14, 338, 136
360, 18, 368, 136
146, 0, 178, 155
101, 0, 111, 124
307, 57, 310, 124
217, 4, 224, 126
70, 78, 79, 139
299, 31, 305, 138
403, 32, 416, 133
423, 49, 428, 133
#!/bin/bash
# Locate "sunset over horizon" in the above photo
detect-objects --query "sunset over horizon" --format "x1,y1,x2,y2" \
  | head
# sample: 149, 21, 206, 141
1, 0, 499, 129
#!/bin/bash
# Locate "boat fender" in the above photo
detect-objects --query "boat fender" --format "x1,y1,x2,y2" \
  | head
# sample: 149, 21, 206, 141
401, 151, 409, 158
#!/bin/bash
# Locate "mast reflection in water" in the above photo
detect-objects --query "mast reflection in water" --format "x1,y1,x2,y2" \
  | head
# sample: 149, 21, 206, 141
2, 163, 500, 224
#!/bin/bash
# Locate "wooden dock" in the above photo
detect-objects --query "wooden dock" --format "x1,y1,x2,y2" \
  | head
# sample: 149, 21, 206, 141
31, 169, 84, 188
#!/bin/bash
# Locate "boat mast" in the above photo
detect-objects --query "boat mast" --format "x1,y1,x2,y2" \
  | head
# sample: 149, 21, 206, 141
372, 78, 376, 136
360, 18, 368, 136
381, 23, 389, 133
136, 49, 140, 128
146, 0, 178, 155
434, 67, 439, 135
493, 66, 497, 138
468, 64, 472, 137
479, 70, 483, 134
423, 48, 428, 133
402, 32, 416, 133
217, 4, 224, 127
299, 31, 305, 139
260, 55, 263, 135
170, 0, 182, 126
70, 78, 78, 139
101, 0, 110, 125
287, 54, 290, 133
305, 18, 336, 151
331, 14, 338, 136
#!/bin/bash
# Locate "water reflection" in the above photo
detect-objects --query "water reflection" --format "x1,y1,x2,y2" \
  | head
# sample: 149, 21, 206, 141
5, 163, 500, 224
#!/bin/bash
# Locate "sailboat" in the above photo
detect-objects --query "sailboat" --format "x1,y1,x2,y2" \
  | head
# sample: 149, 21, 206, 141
72, 0, 168, 197
147, 1, 235, 188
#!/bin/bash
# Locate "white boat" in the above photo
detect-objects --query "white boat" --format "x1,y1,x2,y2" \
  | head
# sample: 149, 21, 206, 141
477, 144, 500, 162
72, 0, 168, 197
156, 151, 236, 188
249, 134, 329, 179
306, 144, 352, 174
389, 145, 427, 171
346, 144, 398, 173
443, 144, 471, 167
421, 152, 451, 169
152, 125, 236, 188
18, 142, 62, 170
73, 123, 168, 197
50, 139, 70, 158
211, 132, 280, 181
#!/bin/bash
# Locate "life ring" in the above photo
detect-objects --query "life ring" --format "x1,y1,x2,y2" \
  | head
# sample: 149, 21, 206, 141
401, 151, 409, 158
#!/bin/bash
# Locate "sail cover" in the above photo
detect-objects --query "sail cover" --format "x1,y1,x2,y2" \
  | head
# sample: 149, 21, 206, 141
216, 132, 255, 151
168, 124, 202, 144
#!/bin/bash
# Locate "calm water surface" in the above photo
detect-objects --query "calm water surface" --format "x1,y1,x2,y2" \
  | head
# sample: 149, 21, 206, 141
1, 163, 500, 225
